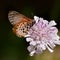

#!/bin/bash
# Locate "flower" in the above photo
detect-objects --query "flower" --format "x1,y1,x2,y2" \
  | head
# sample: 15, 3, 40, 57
25, 16, 60, 56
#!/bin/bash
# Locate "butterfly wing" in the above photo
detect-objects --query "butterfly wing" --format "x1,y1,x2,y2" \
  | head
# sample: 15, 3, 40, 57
8, 11, 36, 37
8, 11, 34, 37
8, 11, 26, 25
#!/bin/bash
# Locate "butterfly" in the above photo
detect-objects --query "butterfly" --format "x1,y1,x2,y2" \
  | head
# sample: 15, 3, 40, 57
8, 11, 34, 37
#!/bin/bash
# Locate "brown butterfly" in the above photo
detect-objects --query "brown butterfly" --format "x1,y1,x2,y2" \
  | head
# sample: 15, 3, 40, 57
8, 11, 34, 37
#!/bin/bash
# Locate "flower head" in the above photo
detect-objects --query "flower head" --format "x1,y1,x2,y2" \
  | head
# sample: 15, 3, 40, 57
25, 16, 60, 56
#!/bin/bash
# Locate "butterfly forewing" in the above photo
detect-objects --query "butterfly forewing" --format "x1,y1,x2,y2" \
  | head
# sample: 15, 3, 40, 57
8, 11, 26, 25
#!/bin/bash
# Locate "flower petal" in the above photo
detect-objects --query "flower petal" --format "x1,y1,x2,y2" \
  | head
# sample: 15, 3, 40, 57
30, 50, 35, 56
26, 38, 33, 42
46, 45, 53, 52
27, 45, 34, 52
30, 41, 36, 46
34, 16, 39, 23
49, 20, 57, 26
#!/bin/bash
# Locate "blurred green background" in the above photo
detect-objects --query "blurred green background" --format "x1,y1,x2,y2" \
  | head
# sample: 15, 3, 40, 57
0, 0, 60, 60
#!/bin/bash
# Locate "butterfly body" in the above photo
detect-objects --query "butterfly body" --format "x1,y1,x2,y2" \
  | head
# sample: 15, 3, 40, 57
8, 11, 33, 37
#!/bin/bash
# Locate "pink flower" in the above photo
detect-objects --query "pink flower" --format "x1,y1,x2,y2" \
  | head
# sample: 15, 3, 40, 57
25, 16, 60, 56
